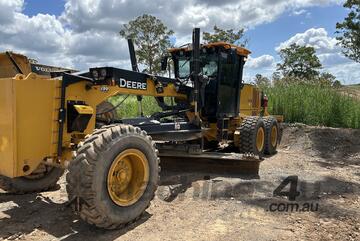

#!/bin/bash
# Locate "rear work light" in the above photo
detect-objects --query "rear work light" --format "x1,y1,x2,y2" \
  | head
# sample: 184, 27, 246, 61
261, 93, 268, 108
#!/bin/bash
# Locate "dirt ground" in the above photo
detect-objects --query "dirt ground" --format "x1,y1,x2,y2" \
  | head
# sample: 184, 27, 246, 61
1, 124, 360, 241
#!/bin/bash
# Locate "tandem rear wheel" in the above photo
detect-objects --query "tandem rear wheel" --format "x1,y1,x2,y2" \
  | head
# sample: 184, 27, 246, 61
264, 116, 280, 155
239, 116, 280, 156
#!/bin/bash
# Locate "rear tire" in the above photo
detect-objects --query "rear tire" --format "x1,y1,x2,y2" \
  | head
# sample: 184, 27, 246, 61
66, 124, 159, 229
0, 165, 64, 194
239, 117, 266, 155
264, 117, 279, 155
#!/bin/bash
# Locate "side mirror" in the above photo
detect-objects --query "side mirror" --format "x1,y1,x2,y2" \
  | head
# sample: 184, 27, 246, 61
161, 56, 168, 71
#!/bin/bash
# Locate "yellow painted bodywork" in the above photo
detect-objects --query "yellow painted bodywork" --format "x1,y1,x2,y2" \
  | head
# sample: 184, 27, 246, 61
0, 52, 76, 79
0, 52, 32, 78
61, 79, 187, 159
74, 105, 94, 115
0, 75, 186, 178
239, 84, 262, 116
0, 57, 186, 177
0, 73, 60, 177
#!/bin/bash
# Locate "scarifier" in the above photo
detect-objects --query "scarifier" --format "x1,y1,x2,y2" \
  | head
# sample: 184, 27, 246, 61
0, 28, 282, 229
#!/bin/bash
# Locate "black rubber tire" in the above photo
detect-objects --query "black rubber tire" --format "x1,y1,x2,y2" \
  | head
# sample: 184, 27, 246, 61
0, 167, 64, 194
264, 117, 279, 155
66, 124, 159, 229
239, 116, 266, 155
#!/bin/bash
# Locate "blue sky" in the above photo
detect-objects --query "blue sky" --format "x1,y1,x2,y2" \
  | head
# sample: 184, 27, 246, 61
23, 0, 65, 16
247, 5, 348, 57
0, 0, 358, 84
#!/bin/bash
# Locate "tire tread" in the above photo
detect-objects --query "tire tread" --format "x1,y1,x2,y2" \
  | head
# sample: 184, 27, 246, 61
66, 124, 159, 229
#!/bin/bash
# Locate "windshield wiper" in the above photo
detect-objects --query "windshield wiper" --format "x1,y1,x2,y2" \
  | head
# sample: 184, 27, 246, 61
180, 58, 190, 68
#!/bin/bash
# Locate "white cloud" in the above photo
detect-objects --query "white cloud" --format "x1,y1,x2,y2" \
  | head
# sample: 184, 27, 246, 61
291, 8, 313, 17
276, 28, 360, 84
0, 13, 73, 68
60, 0, 341, 35
276, 28, 338, 54
0, 0, 344, 73
0, 0, 23, 24
0, 1, 133, 70
244, 55, 276, 82
247, 55, 275, 69
292, 9, 307, 15
0, 14, 68, 53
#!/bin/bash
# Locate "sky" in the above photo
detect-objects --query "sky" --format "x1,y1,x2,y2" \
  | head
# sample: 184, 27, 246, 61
0, 0, 359, 84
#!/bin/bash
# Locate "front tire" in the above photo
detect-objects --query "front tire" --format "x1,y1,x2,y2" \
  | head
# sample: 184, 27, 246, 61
66, 124, 159, 229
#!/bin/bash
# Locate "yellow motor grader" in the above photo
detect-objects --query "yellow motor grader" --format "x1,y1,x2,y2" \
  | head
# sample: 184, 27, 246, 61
0, 28, 282, 229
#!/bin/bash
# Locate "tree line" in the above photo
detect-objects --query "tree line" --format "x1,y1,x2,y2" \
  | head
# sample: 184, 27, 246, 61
119, 1, 359, 86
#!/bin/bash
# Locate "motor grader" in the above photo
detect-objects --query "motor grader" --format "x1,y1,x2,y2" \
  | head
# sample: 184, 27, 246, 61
0, 28, 282, 229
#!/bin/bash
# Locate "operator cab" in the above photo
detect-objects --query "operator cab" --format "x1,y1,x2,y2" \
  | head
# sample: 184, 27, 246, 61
168, 42, 251, 122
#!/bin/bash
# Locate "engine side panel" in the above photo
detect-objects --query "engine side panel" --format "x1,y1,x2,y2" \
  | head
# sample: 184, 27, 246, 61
0, 73, 60, 177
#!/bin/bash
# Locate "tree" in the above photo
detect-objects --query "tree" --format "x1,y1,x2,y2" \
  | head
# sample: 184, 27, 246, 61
277, 43, 322, 81
271, 72, 283, 86
119, 14, 174, 74
332, 80, 342, 88
318, 72, 337, 87
336, 1, 360, 62
254, 74, 271, 89
203, 25, 247, 46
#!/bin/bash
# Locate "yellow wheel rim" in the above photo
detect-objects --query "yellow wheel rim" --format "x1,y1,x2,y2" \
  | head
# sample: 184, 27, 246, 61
256, 127, 265, 152
271, 125, 278, 147
107, 149, 149, 206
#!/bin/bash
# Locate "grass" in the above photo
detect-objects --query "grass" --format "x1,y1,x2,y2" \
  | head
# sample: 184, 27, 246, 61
108, 95, 173, 118
107, 84, 360, 129
266, 84, 360, 129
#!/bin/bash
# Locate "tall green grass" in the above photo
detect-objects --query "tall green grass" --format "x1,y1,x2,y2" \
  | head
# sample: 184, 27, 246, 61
108, 96, 172, 118
266, 84, 360, 129
108, 84, 360, 129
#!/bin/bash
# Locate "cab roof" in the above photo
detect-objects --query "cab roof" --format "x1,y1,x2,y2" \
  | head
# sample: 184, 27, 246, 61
169, 41, 251, 57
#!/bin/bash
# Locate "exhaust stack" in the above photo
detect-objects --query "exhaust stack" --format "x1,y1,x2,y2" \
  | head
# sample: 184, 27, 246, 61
192, 28, 201, 123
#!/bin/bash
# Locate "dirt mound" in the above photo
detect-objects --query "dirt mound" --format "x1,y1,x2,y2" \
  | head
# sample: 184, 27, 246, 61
339, 85, 360, 100
281, 123, 360, 166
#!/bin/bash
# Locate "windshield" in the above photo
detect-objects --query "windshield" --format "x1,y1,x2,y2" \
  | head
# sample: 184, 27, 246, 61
178, 58, 190, 79
177, 53, 218, 79
202, 60, 218, 77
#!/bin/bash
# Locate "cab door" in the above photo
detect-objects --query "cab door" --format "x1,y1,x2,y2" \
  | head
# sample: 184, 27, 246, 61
217, 50, 243, 118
